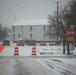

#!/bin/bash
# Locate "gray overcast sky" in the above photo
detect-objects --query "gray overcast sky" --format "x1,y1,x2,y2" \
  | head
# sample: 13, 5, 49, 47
0, 0, 69, 27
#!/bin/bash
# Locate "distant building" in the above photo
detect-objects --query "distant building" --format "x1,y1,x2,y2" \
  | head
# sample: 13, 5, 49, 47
11, 20, 59, 43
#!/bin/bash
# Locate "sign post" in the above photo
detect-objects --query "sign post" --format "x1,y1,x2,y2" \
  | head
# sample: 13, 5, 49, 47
66, 28, 75, 41
66, 28, 75, 55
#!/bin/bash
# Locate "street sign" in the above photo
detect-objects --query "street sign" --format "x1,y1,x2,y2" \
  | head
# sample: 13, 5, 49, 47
70, 25, 75, 29
66, 28, 75, 37
0, 44, 4, 53
67, 37, 74, 41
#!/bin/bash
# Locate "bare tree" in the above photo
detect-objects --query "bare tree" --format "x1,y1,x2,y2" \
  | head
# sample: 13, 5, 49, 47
68, 0, 76, 47
48, 3, 71, 54
0, 24, 8, 41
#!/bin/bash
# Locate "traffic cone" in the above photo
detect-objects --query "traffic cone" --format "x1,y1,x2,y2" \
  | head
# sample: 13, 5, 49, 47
32, 47, 36, 56
14, 47, 19, 56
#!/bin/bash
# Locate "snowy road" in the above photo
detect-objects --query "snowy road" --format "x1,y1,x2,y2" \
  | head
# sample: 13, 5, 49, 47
0, 57, 61, 75
0, 57, 76, 75
0, 45, 76, 75
39, 58, 76, 75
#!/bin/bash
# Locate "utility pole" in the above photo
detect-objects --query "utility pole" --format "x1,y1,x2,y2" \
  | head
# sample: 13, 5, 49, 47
56, 1, 60, 45
15, 14, 16, 22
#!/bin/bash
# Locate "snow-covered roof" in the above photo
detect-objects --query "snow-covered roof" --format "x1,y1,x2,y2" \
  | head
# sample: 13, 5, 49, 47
12, 20, 49, 26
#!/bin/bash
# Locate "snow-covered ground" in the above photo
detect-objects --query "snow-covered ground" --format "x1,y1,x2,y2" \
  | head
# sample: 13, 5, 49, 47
1, 44, 76, 56
0, 44, 76, 75
37, 45, 76, 56
36, 46, 76, 75
37, 57, 76, 75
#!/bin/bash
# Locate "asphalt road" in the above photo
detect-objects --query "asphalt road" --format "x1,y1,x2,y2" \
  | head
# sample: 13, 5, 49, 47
0, 57, 61, 75
0, 46, 76, 75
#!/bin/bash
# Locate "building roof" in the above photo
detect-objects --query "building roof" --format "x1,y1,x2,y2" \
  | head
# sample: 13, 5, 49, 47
12, 20, 49, 26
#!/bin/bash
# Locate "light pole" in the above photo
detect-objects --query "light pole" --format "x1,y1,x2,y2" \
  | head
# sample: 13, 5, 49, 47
56, 1, 60, 45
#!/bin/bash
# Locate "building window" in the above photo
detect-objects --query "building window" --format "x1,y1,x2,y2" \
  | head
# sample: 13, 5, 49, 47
18, 34, 20, 37
13, 34, 15, 39
44, 34, 45, 39
13, 27, 15, 32
30, 34, 32, 39
49, 35, 51, 39
43, 26, 45, 31
30, 26, 32, 32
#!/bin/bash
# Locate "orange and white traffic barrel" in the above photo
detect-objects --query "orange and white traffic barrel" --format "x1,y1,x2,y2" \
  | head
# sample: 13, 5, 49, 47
14, 47, 19, 56
32, 46, 36, 56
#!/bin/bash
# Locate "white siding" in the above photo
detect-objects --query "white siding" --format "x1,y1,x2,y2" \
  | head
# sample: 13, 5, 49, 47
23, 26, 30, 40
23, 25, 49, 41
11, 25, 50, 41
11, 26, 23, 41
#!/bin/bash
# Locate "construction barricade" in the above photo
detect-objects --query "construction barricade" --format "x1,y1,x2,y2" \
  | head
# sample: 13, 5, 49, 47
32, 47, 36, 56
14, 47, 19, 56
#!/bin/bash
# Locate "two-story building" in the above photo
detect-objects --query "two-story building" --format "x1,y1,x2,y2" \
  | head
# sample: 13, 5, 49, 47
11, 20, 58, 44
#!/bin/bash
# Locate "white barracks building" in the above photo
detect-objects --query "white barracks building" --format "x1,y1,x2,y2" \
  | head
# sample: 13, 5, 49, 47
11, 20, 57, 43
